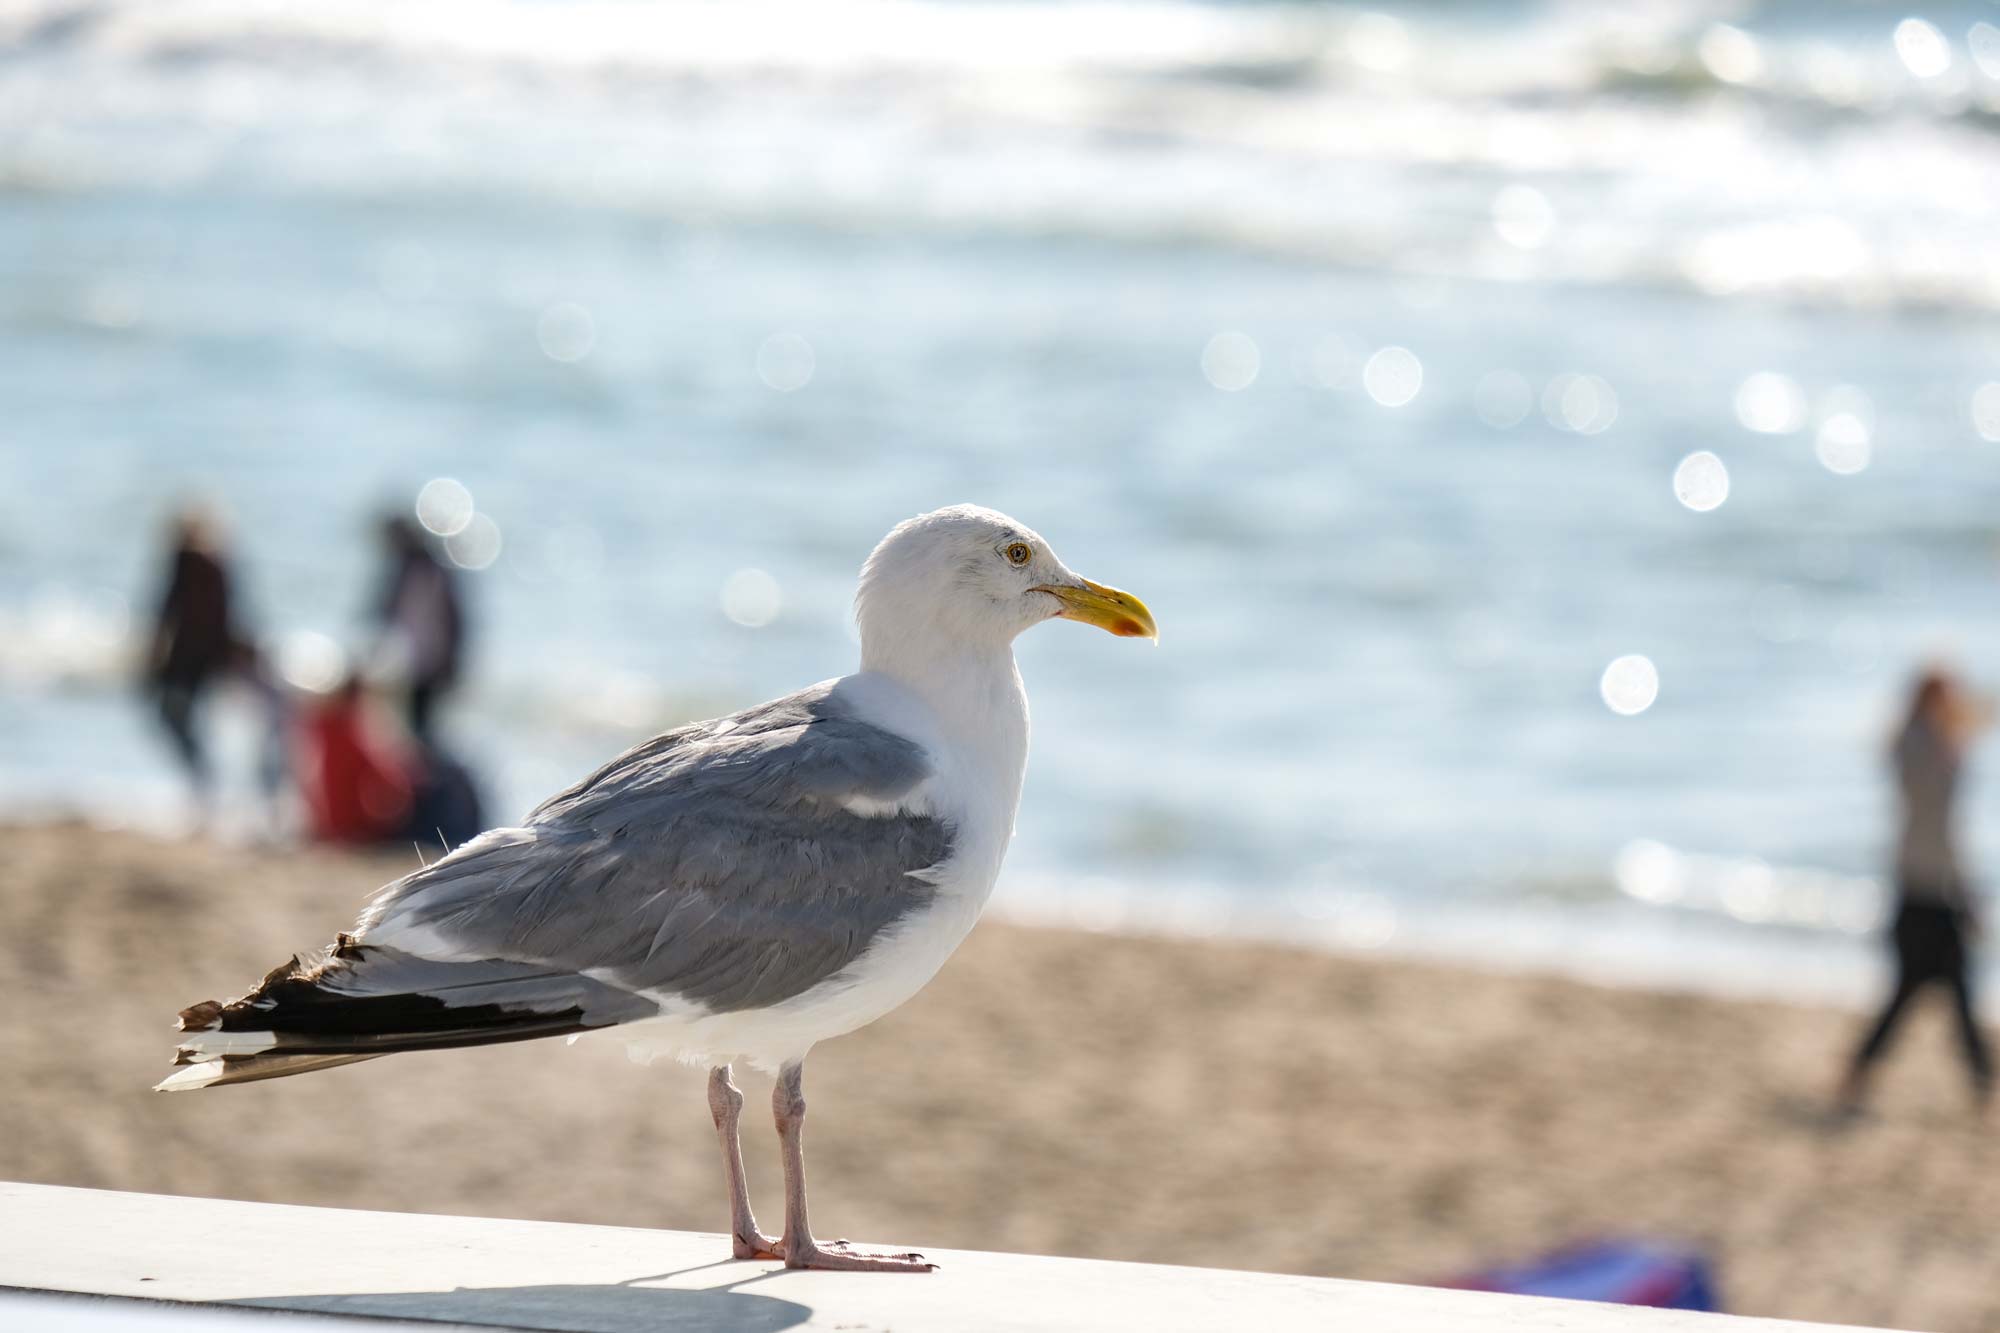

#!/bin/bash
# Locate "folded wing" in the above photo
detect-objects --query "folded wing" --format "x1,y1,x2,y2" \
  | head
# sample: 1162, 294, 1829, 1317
162, 683, 954, 1090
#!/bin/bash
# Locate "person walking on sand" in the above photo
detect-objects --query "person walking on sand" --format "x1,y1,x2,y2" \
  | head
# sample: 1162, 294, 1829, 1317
371, 514, 465, 742
143, 506, 244, 815
1840, 667, 1993, 1110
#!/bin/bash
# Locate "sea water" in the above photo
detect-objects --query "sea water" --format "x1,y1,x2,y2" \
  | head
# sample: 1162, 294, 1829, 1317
4, 0, 2000, 1004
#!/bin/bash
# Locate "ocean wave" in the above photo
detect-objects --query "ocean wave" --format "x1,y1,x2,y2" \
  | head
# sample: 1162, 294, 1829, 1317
0, 585, 134, 689
995, 862, 1922, 1011
7, 0, 1994, 116
1612, 838, 1886, 936
5, 0, 2000, 309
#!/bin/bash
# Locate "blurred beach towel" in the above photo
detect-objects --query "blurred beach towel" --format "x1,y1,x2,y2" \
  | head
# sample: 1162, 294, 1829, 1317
1447, 1240, 1719, 1312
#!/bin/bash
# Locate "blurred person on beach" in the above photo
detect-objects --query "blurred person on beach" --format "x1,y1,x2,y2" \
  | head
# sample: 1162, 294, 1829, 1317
231, 641, 297, 838
406, 741, 487, 857
296, 671, 486, 854
298, 673, 414, 845
371, 514, 465, 742
1839, 667, 1993, 1111
143, 506, 244, 816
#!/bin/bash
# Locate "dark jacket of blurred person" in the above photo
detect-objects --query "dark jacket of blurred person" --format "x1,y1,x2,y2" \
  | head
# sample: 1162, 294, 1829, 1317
373, 516, 465, 742
1842, 668, 1993, 1109
145, 509, 244, 797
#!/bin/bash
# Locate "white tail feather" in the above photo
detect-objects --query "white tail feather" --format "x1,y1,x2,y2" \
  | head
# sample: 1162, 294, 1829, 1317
175, 1030, 279, 1057
154, 1061, 225, 1092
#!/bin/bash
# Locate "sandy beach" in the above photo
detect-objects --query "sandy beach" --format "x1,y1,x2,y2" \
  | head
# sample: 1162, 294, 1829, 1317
2, 822, 1993, 1331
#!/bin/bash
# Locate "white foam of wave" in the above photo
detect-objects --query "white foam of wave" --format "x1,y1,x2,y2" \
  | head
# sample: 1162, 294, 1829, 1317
8, 0, 1990, 110
0, 0, 1311, 79
0, 586, 133, 688
1613, 838, 1885, 936
993, 867, 1945, 1015
6, 0, 2000, 310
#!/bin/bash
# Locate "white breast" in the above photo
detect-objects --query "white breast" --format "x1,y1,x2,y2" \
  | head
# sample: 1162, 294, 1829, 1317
607, 661, 1029, 1073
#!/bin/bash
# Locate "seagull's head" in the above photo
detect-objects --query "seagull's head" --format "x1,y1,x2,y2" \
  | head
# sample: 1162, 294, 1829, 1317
856, 505, 1156, 665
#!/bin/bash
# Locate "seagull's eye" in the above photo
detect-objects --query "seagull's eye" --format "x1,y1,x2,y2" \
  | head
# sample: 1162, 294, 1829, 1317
1004, 542, 1033, 566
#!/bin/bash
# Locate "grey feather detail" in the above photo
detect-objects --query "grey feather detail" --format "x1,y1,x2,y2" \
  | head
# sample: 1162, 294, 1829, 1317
367, 683, 954, 1013
284, 947, 666, 1032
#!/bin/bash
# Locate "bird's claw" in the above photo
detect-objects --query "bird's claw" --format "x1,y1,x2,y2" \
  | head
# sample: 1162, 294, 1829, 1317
733, 1231, 784, 1262
781, 1238, 936, 1272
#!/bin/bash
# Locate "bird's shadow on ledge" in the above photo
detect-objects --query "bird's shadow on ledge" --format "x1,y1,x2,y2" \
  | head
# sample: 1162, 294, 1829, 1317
229, 1277, 812, 1333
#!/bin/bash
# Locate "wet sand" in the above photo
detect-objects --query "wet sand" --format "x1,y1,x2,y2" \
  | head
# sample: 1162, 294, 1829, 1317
2, 823, 1992, 1331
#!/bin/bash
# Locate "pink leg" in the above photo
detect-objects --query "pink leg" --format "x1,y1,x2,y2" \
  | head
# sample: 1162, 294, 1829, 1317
708, 1065, 781, 1260
773, 1060, 935, 1272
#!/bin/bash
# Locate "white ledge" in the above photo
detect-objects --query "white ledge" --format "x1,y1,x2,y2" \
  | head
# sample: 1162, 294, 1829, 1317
0, 1183, 1898, 1333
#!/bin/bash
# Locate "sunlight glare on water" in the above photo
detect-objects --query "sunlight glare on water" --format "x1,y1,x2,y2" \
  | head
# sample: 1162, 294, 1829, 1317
1346, 12, 1411, 73
1971, 23, 2000, 80
415, 478, 475, 538
276, 630, 345, 694
1672, 451, 1729, 511
444, 514, 502, 571
721, 569, 782, 628
1361, 346, 1422, 407
1814, 413, 1871, 475
1697, 24, 1764, 85
1735, 372, 1806, 435
1893, 17, 1952, 80
1972, 383, 2000, 442
1201, 332, 1261, 392
1542, 372, 1616, 434
1614, 839, 1680, 905
1491, 185, 1556, 250
1600, 655, 1660, 717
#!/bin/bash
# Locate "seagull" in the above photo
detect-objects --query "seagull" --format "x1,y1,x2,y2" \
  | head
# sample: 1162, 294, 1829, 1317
159, 505, 1155, 1273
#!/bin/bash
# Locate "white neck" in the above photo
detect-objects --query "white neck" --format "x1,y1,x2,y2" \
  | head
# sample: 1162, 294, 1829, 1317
853, 626, 1031, 832
862, 632, 1024, 744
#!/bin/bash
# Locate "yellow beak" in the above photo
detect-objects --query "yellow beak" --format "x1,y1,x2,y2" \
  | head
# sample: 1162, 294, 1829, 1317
1034, 578, 1158, 642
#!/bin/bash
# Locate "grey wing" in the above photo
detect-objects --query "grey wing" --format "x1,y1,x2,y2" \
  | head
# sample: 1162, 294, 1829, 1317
362, 683, 954, 1013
